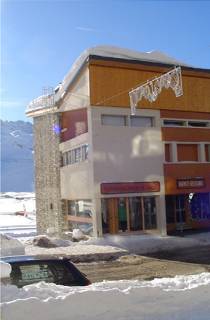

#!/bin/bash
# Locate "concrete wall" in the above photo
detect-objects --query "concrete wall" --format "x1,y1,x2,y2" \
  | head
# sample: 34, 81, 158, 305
33, 113, 67, 236
90, 106, 167, 235
91, 107, 165, 193
59, 67, 90, 112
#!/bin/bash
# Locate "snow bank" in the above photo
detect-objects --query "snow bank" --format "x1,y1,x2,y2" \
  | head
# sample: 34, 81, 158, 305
0, 234, 25, 256
0, 261, 11, 279
1, 273, 210, 320
83, 233, 210, 254
0, 193, 35, 215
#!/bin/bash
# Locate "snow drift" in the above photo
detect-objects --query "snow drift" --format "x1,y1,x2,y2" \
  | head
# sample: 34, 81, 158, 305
1, 273, 210, 320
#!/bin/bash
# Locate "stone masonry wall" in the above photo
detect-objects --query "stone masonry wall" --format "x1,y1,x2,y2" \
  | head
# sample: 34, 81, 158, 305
33, 113, 68, 236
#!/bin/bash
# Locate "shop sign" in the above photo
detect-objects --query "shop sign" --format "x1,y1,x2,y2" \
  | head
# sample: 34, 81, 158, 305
177, 178, 205, 189
101, 182, 160, 194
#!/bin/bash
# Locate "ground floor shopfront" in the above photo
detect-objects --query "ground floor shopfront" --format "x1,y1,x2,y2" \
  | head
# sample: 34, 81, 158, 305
65, 181, 167, 236
101, 196, 157, 234
166, 192, 210, 232
164, 164, 210, 233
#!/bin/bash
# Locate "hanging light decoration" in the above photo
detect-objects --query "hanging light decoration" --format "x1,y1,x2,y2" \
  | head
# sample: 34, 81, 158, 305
129, 66, 183, 115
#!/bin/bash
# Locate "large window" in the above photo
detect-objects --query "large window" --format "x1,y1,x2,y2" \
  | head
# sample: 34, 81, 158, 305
67, 199, 93, 235
101, 115, 126, 126
101, 114, 154, 128
62, 144, 88, 166
163, 119, 210, 128
130, 116, 153, 127
190, 193, 210, 220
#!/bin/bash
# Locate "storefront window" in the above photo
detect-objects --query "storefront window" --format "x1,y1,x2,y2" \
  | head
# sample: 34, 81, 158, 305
165, 196, 175, 223
190, 193, 210, 220
129, 197, 142, 231
144, 197, 157, 229
67, 200, 93, 235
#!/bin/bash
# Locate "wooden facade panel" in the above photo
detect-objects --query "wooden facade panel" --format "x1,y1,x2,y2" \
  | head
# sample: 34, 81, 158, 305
61, 108, 88, 142
164, 163, 210, 195
89, 61, 210, 113
160, 109, 210, 120
177, 144, 198, 162
162, 127, 210, 142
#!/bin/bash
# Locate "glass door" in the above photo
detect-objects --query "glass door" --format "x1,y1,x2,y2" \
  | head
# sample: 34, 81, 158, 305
175, 195, 186, 224
129, 197, 143, 231
143, 197, 157, 229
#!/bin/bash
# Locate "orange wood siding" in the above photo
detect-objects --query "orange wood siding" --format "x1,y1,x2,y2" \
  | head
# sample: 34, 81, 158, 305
165, 144, 171, 162
61, 108, 88, 142
205, 144, 210, 161
162, 127, 210, 142
160, 109, 210, 120
89, 59, 210, 113
164, 163, 210, 195
177, 144, 198, 161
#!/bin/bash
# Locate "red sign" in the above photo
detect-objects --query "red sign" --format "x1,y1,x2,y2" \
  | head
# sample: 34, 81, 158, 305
177, 178, 205, 189
101, 182, 160, 194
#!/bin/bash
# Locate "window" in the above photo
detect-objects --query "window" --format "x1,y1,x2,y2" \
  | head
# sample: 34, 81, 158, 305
130, 116, 153, 127
68, 200, 92, 218
188, 121, 209, 127
205, 144, 210, 162
190, 193, 210, 220
165, 143, 171, 162
101, 115, 126, 126
165, 196, 175, 223
177, 144, 198, 162
82, 144, 88, 161
10, 263, 54, 287
62, 144, 88, 166
143, 197, 157, 229
10, 262, 78, 287
163, 119, 210, 128
75, 147, 81, 163
163, 120, 186, 127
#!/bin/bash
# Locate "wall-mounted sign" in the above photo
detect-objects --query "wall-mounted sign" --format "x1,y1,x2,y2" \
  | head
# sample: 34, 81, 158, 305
177, 178, 205, 189
101, 182, 160, 194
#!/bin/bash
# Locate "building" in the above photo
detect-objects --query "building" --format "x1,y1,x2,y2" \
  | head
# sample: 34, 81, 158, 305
26, 46, 210, 237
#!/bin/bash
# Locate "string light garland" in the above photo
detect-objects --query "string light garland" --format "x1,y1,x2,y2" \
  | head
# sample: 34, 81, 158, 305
129, 66, 183, 115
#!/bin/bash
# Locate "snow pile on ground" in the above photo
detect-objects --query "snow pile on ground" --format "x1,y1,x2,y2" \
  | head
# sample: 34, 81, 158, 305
83, 232, 210, 254
0, 261, 11, 279
22, 231, 210, 262
0, 193, 35, 215
0, 234, 25, 256
25, 243, 126, 262
0, 192, 36, 235
1, 273, 210, 320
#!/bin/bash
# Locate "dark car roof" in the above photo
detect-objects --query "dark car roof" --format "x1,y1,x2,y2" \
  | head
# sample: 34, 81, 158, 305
1, 255, 69, 263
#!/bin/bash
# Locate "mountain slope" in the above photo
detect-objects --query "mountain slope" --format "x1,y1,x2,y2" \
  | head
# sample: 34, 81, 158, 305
1, 120, 34, 192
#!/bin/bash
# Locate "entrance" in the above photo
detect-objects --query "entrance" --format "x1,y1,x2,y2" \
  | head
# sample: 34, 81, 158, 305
101, 196, 157, 234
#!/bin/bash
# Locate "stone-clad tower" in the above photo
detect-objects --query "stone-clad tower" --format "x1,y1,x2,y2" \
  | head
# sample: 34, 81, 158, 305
27, 96, 67, 237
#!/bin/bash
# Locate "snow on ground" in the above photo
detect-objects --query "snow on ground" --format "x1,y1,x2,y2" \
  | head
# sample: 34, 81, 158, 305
0, 192, 35, 214
0, 193, 36, 238
1, 191, 210, 260
1, 273, 210, 320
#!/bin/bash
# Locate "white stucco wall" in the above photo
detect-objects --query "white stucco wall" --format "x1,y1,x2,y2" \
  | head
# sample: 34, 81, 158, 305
91, 107, 165, 196
59, 67, 90, 112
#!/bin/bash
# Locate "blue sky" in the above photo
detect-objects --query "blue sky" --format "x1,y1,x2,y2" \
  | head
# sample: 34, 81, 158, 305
1, 0, 210, 122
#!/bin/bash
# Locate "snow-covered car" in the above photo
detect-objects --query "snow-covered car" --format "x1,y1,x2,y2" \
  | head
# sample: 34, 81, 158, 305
1, 255, 91, 287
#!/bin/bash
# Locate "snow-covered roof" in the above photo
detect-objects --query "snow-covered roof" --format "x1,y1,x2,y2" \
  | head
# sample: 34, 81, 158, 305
26, 45, 191, 115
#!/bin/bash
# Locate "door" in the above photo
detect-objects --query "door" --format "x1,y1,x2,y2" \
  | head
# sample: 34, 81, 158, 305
129, 197, 143, 231
143, 197, 157, 229
101, 198, 119, 234
175, 195, 186, 225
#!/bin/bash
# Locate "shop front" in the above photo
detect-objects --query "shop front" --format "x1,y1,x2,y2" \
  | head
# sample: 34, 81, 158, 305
165, 177, 210, 232
100, 182, 160, 234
